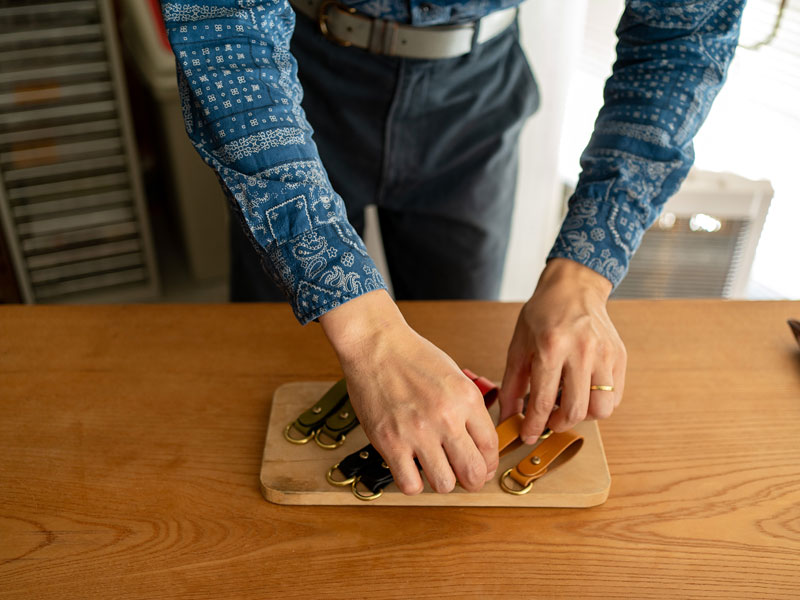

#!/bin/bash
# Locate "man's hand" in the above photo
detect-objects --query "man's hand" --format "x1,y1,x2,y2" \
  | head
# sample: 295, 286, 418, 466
320, 290, 498, 494
498, 258, 627, 442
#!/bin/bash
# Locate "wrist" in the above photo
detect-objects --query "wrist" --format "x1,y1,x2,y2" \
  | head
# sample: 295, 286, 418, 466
538, 258, 613, 301
319, 289, 407, 362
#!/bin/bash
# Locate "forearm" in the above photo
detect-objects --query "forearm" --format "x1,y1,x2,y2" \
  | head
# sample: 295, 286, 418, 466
160, 0, 387, 322
548, 0, 746, 288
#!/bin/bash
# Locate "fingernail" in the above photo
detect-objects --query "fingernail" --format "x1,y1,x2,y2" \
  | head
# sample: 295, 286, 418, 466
522, 435, 536, 444
488, 469, 497, 479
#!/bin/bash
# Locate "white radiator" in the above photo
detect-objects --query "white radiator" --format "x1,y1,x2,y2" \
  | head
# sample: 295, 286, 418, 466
562, 169, 773, 299
612, 170, 773, 299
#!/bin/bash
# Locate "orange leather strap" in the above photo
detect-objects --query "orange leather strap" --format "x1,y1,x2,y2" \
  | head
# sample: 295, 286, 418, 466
496, 414, 525, 455
508, 430, 584, 488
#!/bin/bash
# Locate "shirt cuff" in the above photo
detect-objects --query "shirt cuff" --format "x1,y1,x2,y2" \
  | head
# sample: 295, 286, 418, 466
546, 192, 643, 290
265, 220, 388, 324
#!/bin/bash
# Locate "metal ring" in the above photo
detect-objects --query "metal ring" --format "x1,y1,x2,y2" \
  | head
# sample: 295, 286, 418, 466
283, 422, 313, 445
539, 428, 553, 441
314, 429, 345, 449
499, 467, 534, 495
351, 478, 383, 501
589, 385, 615, 392
326, 462, 355, 487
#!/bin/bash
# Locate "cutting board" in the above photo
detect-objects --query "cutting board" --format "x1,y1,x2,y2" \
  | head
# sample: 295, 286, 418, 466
260, 382, 611, 507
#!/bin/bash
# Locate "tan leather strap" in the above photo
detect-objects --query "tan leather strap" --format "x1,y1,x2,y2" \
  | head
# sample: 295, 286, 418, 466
496, 413, 525, 455
508, 430, 584, 488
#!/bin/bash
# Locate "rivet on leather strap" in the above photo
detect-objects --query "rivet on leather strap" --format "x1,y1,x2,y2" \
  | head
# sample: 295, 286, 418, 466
284, 378, 348, 443
504, 430, 584, 493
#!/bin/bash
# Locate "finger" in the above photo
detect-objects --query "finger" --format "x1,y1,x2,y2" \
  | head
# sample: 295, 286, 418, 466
498, 350, 530, 422
612, 345, 627, 408
443, 431, 488, 492
548, 357, 590, 432
415, 444, 456, 494
587, 365, 615, 420
466, 411, 499, 481
382, 449, 424, 496
520, 356, 561, 443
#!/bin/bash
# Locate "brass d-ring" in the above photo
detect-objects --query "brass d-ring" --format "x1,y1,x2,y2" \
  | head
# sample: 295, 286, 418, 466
314, 428, 345, 449
326, 462, 355, 487
284, 422, 314, 444
351, 478, 383, 501
539, 428, 553, 441
500, 467, 534, 495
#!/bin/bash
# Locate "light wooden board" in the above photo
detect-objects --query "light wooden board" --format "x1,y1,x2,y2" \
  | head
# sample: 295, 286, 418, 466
260, 382, 610, 507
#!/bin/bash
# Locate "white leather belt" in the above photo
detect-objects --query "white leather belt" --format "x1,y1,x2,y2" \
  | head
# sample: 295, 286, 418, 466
290, 0, 519, 59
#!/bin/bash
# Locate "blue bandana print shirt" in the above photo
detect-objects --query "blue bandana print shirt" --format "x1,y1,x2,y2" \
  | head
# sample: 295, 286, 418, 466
160, 0, 745, 324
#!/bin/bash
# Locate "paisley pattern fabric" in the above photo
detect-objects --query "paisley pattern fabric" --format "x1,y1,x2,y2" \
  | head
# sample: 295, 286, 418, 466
161, 0, 386, 323
161, 0, 744, 323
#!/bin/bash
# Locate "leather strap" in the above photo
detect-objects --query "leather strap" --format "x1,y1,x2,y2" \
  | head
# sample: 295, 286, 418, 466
329, 443, 422, 500
507, 430, 584, 488
286, 378, 348, 440
315, 397, 359, 447
335, 443, 384, 481
496, 413, 525, 456
290, 0, 518, 60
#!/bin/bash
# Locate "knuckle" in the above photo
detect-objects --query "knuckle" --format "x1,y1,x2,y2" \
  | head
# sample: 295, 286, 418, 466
581, 336, 598, 357
437, 414, 461, 438
530, 394, 554, 417
463, 462, 485, 489
482, 429, 499, 452
399, 479, 424, 496
590, 398, 614, 419
433, 475, 455, 494
408, 413, 429, 435
538, 330, 565, 356
599, 341, 614, 364
566, 403, 586, 424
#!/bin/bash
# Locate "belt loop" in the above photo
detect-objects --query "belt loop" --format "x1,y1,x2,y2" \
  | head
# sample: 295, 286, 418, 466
383, 21, 400, 55
470, 17, 481, 52
368, 19, 386, 54
368, 19, 400, 55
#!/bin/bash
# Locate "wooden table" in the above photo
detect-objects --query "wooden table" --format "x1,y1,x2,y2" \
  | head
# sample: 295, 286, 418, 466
1, 300, 799, 599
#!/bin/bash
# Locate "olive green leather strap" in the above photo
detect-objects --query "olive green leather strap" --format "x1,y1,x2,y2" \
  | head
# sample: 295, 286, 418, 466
287, 379, 348, 439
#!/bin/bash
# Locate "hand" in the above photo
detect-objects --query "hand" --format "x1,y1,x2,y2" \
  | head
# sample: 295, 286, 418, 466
498, 258, 627, 442
320, 290, 498, 494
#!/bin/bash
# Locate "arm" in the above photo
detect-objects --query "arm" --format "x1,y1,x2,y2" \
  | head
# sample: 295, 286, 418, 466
160, 0, 386, 323
161, 1, 498, 493
500, 0, 745, 437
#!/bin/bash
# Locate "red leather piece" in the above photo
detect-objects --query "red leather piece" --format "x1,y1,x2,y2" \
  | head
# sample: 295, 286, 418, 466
462, 368, 498, 409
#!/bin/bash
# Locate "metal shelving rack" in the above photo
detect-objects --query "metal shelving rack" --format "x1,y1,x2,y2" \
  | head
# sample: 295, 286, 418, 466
0, 0, 159, 303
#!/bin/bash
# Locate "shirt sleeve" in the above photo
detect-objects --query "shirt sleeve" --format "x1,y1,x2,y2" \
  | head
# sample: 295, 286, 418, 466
159, 1, 387, 324
547, 0, 746, 287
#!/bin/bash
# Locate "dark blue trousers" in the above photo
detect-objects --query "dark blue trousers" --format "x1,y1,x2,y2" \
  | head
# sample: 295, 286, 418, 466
230, 13, 539, 302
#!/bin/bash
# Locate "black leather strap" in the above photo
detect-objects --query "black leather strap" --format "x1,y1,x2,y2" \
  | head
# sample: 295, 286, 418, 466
337, 443, 385, 480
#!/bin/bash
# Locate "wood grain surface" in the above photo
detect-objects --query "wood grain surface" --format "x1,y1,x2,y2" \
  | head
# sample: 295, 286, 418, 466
260, 382, 609, 507
1, 300, 799, 599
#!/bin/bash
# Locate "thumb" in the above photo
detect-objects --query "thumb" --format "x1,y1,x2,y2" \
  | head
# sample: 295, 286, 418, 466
498, 355, 529, 422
